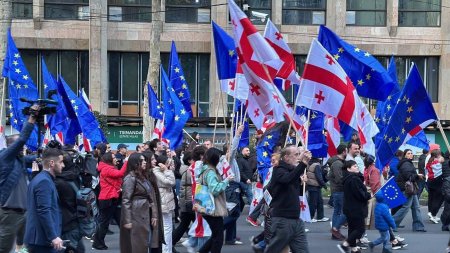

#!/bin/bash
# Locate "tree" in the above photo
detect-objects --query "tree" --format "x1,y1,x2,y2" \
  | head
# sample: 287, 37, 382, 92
0, 1, 12, 127
143, 0, 163, 142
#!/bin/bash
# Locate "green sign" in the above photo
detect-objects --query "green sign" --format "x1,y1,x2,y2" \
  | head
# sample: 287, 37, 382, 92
107, 126, 143, 143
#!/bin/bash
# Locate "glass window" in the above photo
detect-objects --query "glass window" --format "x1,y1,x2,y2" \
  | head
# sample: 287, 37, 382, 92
79, 51, 90, 96
282, 0, 326, 25
108, 52, 120, 108
108, 0, 151, 22
233, 0, 272, 25
12, 0, 33, 19
44, 0, 90, 20
165, 0, 211, 23
399, 0, 440, 27
346, 0, 386, 26
122, 53, 139, 102
61, 51, 79, 92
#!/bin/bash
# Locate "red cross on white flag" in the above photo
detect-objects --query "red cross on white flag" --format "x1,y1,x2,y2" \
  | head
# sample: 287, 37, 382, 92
299, 195, 311, 222
249, 182, 263, 215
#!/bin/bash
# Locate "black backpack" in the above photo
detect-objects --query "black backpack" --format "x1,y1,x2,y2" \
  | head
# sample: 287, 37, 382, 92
68, 182, 98, 237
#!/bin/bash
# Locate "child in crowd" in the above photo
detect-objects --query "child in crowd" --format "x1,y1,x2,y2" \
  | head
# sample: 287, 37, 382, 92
369, 192, 396, 253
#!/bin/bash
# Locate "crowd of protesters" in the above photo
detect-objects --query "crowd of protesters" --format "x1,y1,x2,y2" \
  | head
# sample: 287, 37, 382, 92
1, 111, 450, 253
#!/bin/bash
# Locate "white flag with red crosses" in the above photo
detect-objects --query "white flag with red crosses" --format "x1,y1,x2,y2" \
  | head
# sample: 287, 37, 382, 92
299, 195, 311, 222
249, 182, 264, 215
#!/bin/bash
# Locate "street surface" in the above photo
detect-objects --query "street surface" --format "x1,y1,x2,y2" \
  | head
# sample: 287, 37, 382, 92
85, 205, 449, 253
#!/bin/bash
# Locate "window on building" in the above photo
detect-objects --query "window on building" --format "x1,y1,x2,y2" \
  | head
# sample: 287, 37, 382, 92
12, 0, 33, 19
346, 0, 386, 26
282, 0, 326, 25
108, 52, 210, 117
165, 0, 211, 23
44, 0, 90, 20
108, 0, 151, 22
8, 50, 89, 97
232, 0, 272, 25
399, 0, 440, 27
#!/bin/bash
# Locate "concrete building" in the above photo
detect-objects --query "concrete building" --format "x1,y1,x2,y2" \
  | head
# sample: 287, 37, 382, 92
6, 0, 450, 149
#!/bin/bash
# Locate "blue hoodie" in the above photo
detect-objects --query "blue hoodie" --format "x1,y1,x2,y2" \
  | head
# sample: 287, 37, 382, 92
374, 191, 397, 231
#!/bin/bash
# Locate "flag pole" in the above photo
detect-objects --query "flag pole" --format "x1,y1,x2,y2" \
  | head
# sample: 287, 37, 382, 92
183, 129, 196, 142
0, 78, 6, 128
304, 109, 311, 149
220, 92, 229, 145
436, 120, 450, 152
230, 96, 237, 145
212, 91, 222, 146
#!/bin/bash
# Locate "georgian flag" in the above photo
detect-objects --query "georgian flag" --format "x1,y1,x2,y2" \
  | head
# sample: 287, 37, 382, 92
0, 126, 5, 150
264, 19, 301, 90
325, 116, 341, 157
296, 39, 378, 150
152, 119, 169, 145
249, 182, 263, 215
188, 213, 212, 238
355, 97, 379, 156
299, 195, 311, 222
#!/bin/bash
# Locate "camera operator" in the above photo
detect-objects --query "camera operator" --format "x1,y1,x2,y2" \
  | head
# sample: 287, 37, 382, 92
0, 105, 39, 253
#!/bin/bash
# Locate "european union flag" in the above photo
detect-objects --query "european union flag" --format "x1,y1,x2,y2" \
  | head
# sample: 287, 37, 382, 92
377, 177, 407, 208
42, 58, 79, 144
307, 110, 328, 158
78, 89, 107, 143
2, 29, 39, 150
169, 41, 193, 118
375, 56, 429, 151
256, 124, 282, 183
147, 82, 164, 120
161, 65, 189, 150
318, 25, 395, 101
57, 76, 103, 147
212, 21, 238, 91
377, 64, 437, 168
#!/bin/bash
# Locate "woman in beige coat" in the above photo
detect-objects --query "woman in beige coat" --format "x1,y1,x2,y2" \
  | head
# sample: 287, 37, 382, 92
120, 153, 158, 253
153, 155, 176, 253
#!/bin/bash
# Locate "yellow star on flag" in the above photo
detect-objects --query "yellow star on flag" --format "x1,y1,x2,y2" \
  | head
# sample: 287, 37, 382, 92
366, 73, 371, 80
175, 115, 180, 121
338, 47, 344, 53
267, 135, 272, 139
364, 52, 370, 57
264, 141, 269, 146
180, 76, 185, 81
178, 91, 184, 98
405, 116, 412, 123
395, 136, 401, 142
174, 67, 180, 73
357, 79, 364, 86
333, 54, 340, 60
407, 106, 413, 113
354, 47, 361, 52
263, 151, 268, 157
229, 50, 235, 57
401, 128, 406, 134
181, 109, 186, 115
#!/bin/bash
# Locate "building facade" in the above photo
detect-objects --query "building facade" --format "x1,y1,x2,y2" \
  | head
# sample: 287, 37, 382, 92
6, 0, 450, 147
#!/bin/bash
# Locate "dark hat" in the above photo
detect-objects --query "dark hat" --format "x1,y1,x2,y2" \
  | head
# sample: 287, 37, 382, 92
117, 143, 129, 150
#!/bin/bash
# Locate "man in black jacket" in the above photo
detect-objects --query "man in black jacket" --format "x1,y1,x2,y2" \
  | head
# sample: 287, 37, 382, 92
264, 145, 311, 253
237, 147, 253, 205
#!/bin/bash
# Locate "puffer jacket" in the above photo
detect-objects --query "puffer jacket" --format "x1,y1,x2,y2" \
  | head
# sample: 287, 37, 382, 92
374, 192, 396, 231
153, 166, 176, 213
98, 161, 127, 200
343, 171, 371, 219
179, 164, 193, 213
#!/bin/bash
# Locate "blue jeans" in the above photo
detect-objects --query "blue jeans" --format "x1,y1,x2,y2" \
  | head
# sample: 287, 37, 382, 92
240, 182, 253, 205
224, 215, 239, 242
372, 230, 390, 250
392, 193, 425, 231
175, 179, 181, 196
331, 192, 346, 229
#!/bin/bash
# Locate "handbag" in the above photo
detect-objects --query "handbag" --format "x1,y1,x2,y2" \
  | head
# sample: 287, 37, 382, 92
405, 176, 419, 196
193, 168, 216, 215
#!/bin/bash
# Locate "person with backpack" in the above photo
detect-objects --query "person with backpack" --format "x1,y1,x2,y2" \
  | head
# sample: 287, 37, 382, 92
120, 153, 157, 253
55, 149, 96, 252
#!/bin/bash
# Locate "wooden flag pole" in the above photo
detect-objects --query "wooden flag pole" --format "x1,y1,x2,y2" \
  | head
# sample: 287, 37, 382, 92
220, 92, 229, 145
183, 129, 197, 142
304, 109, 311, 148
437, 120, 450, 152
0, 78, 6, 127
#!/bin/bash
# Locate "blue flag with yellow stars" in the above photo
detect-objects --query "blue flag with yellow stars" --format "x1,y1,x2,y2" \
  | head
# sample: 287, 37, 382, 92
147, 82, 164, 120
307, 109, 328, 158
377, 177, 407, 208
161, 65, 189, 150
256, 124, 282, 183
318, 25, 395, 101
56, 76, 103, 147
169, 41, 193, 118
376, 64, 437, 168
233, 100, 249, 148
2, 29, 39, 150
42, 57, 81, 145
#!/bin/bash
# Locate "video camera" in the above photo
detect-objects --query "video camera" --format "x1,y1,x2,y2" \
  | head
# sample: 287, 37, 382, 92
20, 89, 58, 119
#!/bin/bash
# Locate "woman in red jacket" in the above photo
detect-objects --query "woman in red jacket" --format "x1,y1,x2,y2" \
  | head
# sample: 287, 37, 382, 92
92, 152, 127, 250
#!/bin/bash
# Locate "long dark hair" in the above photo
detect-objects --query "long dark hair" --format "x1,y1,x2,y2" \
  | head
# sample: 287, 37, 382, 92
101, 152, 115, 166
126, 153, 147, 181
142, 151, 158, 189
402, 149, 413, 159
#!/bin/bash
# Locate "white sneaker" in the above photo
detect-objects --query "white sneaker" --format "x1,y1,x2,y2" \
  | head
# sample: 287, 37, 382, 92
430, 216, 439, 224
395, 235, 405, 242
317, 217, 330, 222
305, 228, 310, 232
181, 240, 195, 253
310, 219, 318, 223
428, 212, 433, 219
360, 236, 371, 244
435, 216, 441, 222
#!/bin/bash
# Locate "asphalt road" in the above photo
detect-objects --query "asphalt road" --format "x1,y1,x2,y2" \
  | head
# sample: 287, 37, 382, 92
83, 205, 450, 253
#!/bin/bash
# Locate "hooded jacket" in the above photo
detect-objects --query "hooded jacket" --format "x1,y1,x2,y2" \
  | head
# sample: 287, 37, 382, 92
343, 171, 371, 219
374, 192, 396, 231
395, 158, 419, 192
55, 166, 81, 233
98, 161, 127, 200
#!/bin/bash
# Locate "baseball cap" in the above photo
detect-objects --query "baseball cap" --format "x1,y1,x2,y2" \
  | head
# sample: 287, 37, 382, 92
117, 143, 129, 150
